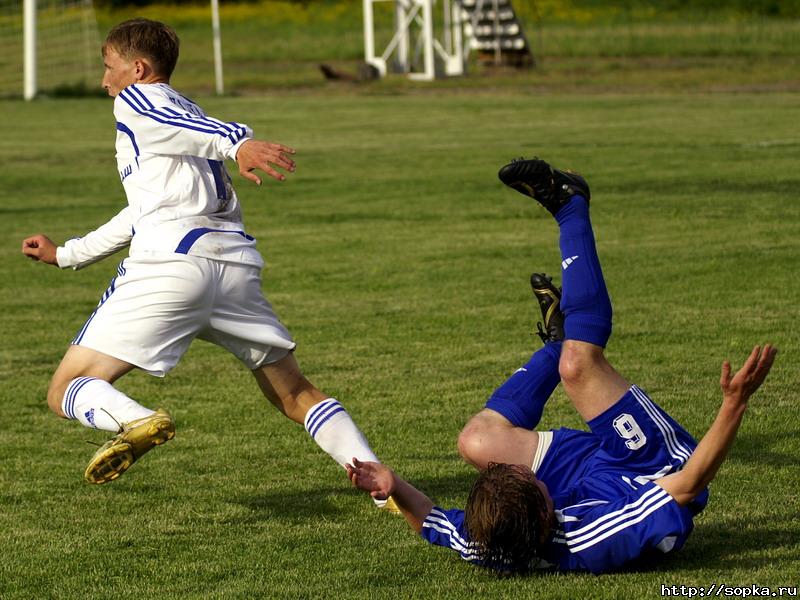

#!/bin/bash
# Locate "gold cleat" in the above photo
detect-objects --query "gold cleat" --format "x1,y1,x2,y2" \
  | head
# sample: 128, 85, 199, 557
84, 409, 175, 484
378, 496, 402, 515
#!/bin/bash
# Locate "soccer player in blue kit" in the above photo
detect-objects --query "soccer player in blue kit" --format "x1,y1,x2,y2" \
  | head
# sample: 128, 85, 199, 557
21, 19, 388, 500
346, 157, 778, 573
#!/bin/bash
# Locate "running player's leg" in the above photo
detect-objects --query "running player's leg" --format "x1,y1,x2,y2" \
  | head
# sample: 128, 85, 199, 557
58, 256, 206, 429
49, 346, 176, 484
458, 275, 563, 470
499, 158, 628, 421
54, 256, 210, 482
253, 354, 380, 468
48, 345, 144, 430
205, 261, 380, 469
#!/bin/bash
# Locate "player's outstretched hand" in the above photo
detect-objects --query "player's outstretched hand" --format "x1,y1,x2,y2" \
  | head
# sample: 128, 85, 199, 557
22, 234, 58, 266
720, 344, 778, 407
235, 139, 296, 185
345, 457, 395, 501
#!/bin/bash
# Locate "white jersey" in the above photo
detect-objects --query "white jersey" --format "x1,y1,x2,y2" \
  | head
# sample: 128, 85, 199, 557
56, 82, 263, 270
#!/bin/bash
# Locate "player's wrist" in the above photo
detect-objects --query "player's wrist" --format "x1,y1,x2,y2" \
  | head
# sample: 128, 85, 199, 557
721, 395, 748, 412
231, 137, 252, 162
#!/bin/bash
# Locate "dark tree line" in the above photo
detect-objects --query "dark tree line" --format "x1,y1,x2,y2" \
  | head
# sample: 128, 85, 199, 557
95, 0, 799, 18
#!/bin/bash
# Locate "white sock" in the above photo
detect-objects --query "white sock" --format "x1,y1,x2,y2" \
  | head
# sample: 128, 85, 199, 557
62, 377, 154, 432
303, 398, 379, 468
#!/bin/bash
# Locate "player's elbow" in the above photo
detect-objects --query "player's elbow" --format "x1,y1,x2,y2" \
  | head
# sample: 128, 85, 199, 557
656, 472, 708, 507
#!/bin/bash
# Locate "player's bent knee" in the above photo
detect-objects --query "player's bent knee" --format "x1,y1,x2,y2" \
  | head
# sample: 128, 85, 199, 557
558, 341, 599, 387
46, 379, 67, 417
458, 420, 494, 470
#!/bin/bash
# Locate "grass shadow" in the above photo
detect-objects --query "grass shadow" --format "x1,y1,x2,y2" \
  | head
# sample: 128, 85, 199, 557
675, 513, 800, 571
233, 485, 348, 524
727, 430, 799, 469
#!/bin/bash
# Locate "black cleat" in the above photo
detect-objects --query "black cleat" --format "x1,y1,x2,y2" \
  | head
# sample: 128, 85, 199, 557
530, 272, 564, 344
498, 157, 590, 216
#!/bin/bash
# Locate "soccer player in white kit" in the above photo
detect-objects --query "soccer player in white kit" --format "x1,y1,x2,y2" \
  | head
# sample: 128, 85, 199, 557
21, 19, 387, 495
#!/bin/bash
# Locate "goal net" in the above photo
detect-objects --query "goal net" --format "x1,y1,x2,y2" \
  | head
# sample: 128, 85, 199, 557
0, 0, 101, 99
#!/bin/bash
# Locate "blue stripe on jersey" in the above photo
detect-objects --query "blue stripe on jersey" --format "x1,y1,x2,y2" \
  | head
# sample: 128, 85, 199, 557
119, 87, 247, 141
174, 227, 255, 255
162, 106, 239, 136
119, 90, 228, 137
115, 122, 140, 156
148, 105, 228, 135
127, 84, 154, 109
119, 86, 149, 111
207, 160, 228, 201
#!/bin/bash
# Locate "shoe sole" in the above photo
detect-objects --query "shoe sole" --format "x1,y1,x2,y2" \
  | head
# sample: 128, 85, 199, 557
85, 418, 175, 485
498, 159, 553, 200
500, 159, 590, 209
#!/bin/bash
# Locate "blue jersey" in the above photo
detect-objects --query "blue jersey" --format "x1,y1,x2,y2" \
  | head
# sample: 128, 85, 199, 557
421, 385, 709, 573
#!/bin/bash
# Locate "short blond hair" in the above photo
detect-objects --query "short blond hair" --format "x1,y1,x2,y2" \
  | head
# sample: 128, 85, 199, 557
103, 19, 180, 79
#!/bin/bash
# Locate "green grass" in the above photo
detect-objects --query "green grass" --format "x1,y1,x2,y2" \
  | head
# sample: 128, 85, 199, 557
1, 92, 799, 598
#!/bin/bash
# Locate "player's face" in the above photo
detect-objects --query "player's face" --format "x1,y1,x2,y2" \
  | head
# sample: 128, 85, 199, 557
101, 48, 138, 97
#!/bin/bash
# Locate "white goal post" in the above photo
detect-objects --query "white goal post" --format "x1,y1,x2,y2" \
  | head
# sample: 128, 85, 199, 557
23, 0, 35, 99
6, 0, 224, 100
0, 0, 102, 100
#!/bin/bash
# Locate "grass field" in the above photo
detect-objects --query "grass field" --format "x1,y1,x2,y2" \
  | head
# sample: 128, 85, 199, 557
1, 91, 799, 598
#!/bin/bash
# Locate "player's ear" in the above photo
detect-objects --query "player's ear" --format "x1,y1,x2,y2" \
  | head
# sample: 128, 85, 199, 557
133, 58, 148, 80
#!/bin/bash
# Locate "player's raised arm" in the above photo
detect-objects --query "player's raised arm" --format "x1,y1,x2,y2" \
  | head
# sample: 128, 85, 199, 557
113, 88, 294, 184
656, 345, 778, 506
346, 458, 434, 532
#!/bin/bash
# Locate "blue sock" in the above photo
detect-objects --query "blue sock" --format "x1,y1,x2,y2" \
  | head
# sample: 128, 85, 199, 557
555, 196, 612, 347
484, 342, 562, 430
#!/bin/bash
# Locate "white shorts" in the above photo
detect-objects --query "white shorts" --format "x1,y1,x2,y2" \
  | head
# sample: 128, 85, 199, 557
73, 255, 296, 376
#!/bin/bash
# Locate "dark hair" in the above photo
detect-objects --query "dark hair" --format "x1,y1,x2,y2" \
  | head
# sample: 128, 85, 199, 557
464, 463, 550, 574
103, 19, 180, 79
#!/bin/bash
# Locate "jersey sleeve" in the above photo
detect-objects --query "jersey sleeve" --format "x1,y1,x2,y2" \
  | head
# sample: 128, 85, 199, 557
419, 507, 483, 564
114, 85, 252, 161
56, 206, 133, 270
554, 482, 695, 574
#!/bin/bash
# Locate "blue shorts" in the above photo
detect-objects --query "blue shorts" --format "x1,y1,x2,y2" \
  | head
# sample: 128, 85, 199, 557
535, 385, 708, 514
